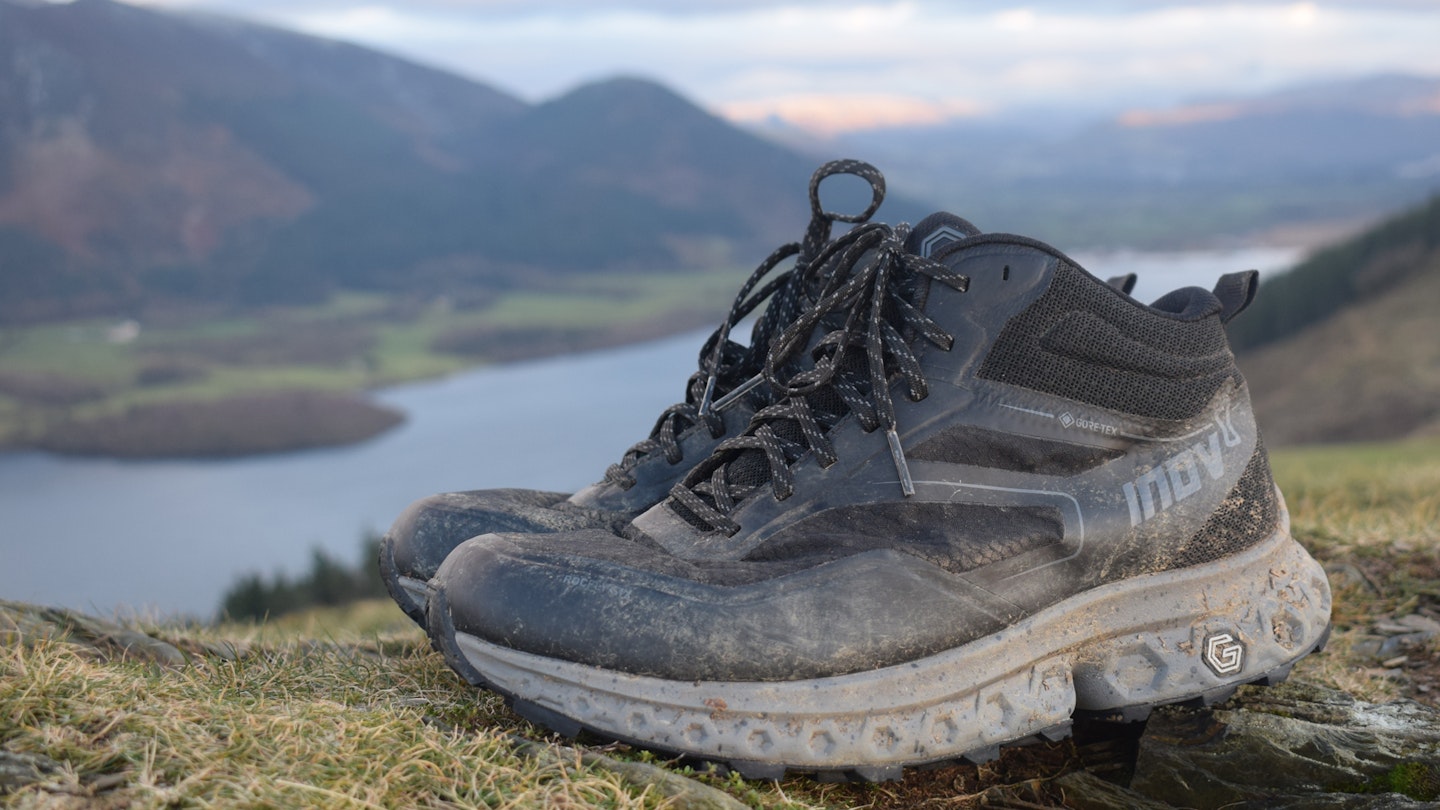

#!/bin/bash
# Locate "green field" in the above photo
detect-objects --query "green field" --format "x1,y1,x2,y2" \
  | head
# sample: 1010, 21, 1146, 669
2, 439, 1437, 808
0, 267, 755, 455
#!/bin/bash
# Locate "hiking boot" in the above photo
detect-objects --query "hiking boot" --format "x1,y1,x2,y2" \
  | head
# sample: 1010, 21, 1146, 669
380, 160, 964, 625
426, 219, 1332, 780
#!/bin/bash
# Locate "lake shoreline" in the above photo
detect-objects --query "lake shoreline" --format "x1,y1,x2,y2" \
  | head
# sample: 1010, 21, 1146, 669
0, 243, 1309, 462
0, 313, 718, 461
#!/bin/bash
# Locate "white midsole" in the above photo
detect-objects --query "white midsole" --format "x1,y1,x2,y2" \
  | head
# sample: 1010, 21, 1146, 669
453, 507, 1330, 769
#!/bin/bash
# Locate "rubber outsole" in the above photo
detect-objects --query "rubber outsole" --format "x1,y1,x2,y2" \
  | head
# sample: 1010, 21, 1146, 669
379, 535, 430, 627
427, 516, 1331, 782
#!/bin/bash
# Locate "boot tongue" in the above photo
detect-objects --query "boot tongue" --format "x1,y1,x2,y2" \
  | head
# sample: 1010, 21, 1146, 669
672, 215, 982, 531
905, 212, 982, 258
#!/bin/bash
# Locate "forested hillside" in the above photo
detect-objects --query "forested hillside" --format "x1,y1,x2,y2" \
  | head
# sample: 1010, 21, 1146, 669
1230, 195, 1440, 351
1236, 195, 1440, 444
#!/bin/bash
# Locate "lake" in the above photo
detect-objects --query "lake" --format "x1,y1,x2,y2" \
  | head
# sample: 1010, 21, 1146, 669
0, 246, 1300, 617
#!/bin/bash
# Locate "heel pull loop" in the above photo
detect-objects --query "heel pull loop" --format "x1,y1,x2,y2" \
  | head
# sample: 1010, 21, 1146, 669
1106, 273, 1138, 295
1214, 270, 1260, 324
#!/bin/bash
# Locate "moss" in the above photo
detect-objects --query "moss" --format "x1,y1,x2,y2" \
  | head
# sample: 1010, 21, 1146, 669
1335, 762, 1440, 801
1375, 761, 1440, 801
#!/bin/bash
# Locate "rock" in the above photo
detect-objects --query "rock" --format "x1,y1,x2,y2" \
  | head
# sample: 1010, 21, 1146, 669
0, 599, 186, 667
1398, 614, 1440, 637
0, 749, 60, 793
1002, 677, 1440, 801
1377, 622, 1420, 636
1052, 770, 1176, 810
1325, 563, 1381, 594
1357, 614, 1438, 660
1058, 681, 1440, 809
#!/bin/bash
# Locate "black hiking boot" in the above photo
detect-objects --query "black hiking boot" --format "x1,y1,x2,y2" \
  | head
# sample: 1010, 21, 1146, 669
426, 218, 1332, 780
380, 160, 976, 625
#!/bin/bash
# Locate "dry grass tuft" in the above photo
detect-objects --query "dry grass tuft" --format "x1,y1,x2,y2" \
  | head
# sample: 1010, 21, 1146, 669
1, 610, 711, 808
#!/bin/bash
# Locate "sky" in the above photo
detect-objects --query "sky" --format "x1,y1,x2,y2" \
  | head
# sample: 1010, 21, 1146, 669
132, 0, 1440, 135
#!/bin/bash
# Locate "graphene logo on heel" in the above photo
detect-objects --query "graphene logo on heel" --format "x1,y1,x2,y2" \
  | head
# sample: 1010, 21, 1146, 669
1203, 632, 1246, 676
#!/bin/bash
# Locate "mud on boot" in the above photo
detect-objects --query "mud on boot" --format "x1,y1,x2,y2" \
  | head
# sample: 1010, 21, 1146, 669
427, 195, 1330, 781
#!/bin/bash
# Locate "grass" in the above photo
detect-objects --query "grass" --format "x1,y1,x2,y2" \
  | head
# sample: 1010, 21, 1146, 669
2, 614, 669, 808
2, 437, 1437, 808
0, 267, 754, 454
1269, 439, 1440, 703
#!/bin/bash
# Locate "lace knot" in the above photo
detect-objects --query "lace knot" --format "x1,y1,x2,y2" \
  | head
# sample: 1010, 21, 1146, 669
670, 220, 971, 532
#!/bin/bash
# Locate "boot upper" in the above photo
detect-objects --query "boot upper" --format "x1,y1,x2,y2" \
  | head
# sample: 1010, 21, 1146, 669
435, 228, 1278, 683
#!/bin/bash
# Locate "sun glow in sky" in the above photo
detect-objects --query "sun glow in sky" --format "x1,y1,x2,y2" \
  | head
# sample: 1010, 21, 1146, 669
136, 0, 1440, 133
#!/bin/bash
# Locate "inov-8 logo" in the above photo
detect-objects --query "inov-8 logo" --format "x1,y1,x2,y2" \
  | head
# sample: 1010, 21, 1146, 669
1122, 409, 1243, 527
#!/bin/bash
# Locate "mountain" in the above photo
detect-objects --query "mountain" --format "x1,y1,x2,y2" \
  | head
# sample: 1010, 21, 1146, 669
1234, 194, 1440, 445
0, 0, 922, 324
827, 75, 1440, 249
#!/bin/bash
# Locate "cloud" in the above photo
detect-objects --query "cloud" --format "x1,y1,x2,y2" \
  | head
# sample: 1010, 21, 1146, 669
721, 94, 991, 135
135, 0, 1440, 132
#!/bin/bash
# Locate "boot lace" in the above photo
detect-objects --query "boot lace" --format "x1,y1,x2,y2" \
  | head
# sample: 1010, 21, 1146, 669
668, 221, 970, 534
601, 160, 887, 489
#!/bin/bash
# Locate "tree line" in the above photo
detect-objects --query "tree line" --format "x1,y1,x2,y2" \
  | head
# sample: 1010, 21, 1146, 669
220, 536, 389, 622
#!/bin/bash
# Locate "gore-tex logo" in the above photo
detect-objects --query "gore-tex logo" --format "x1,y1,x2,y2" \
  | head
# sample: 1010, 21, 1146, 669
1121, 409, 1242, 527
1060, 411, 1117, 436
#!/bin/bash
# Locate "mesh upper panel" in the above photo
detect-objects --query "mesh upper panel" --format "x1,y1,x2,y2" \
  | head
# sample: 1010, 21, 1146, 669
978, 261, 1237, 420
1168, 438, 1279, 570
908, 424, 1123, 475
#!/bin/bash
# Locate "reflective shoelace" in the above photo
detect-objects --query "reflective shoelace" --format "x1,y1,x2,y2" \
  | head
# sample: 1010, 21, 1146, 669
601, 160, 887, 490
669, 221, 971, 534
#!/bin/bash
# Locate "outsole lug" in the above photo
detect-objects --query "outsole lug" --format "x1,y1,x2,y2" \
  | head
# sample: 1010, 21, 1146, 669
961, 745, 1001, 765
1252, 663, 1293, 687
1186, 685, 1239, 708
730, 760, 786, 781
1083, 704, 1154, 723
852, 764, 903, 782
513, 699, 583, 739
1037, 721, 1073, 742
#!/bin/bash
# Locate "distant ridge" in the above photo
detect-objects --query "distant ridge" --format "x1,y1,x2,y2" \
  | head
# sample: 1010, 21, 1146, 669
830, 74, 1440, 249
0, 0, 925, 324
